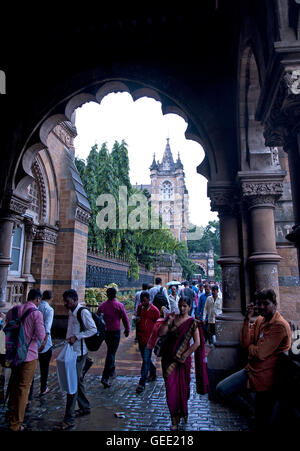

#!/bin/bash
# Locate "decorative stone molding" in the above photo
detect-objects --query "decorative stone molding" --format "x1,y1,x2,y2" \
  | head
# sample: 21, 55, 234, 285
24, 218, 37, 241
241, 181, 284, 208
32, 159, 48, 222
208, 185, 239, 215
284, 70, 300, 95
34, 224, 58, 245
75, 206, 90, 225
52, 121, 77, 150
8, 194, 30, 216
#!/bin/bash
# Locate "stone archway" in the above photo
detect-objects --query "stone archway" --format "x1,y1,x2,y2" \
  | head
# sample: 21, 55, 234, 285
1, 3, 300, 395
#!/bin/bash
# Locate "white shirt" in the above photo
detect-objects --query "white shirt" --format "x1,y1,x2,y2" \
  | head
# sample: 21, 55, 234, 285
203, 295, 223, 324
38, 301, 54, 353
66, 304, 97, 356
167, 294, 180, 314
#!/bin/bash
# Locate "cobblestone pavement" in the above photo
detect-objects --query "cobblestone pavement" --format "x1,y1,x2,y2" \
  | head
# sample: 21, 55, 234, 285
0, 330, 250, 432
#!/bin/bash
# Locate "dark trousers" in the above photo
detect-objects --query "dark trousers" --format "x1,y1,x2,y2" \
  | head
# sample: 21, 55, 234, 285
64, 354, 90, 424
29, 347, 53, 398
208, 323, 216, 344
39, 347, 52, 393
102, 330, 120, 382
138, 344, 156, 386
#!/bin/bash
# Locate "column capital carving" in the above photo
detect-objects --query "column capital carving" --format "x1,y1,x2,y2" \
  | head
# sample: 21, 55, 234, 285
207, 184, 239, 215
24, 218, 37, 241
34, 224, 58, 245
238, 172, 285, 208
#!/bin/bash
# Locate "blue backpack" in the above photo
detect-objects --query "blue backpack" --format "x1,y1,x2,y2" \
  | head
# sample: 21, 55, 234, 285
4, 306, 37, 368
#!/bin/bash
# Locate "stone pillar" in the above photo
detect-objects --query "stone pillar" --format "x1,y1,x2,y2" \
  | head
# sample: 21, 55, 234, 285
23, 219, 36, 278
0, 194, 29, 309
206, 185, 244, 398
0, 215, 15, 307
240, 174, 285, 305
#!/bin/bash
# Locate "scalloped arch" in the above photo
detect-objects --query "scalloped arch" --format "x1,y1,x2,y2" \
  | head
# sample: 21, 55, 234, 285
95, 81, 131, 104
15, 78, 210, 200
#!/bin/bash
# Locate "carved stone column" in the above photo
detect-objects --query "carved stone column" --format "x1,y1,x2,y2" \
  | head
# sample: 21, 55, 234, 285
240, 174, 285, 304
0, 195, 29, 309
206, 185, 244, 398
22, 218, 37, 280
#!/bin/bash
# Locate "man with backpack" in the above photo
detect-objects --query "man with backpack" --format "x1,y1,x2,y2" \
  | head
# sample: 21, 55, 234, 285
149, 277, 169, 312
54, 289, 97, 430
5, 288, 46, 432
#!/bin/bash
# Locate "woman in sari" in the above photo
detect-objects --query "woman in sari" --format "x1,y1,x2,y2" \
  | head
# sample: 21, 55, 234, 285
158, 295, 209, 430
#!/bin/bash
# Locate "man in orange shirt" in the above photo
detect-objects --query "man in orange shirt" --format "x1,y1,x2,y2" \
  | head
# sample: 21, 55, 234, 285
216, 288, 291, 431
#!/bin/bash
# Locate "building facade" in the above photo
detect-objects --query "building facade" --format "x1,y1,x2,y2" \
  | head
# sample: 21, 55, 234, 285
142, 138, 189, 242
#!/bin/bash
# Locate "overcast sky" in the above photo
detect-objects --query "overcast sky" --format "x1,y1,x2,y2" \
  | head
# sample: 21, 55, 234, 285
74, 92, 218, 227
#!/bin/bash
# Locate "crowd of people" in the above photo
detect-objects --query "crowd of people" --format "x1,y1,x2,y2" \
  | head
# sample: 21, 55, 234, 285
0, 276, 293, 432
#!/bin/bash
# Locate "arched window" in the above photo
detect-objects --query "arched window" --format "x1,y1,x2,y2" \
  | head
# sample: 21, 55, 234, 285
160, 181, 173, 200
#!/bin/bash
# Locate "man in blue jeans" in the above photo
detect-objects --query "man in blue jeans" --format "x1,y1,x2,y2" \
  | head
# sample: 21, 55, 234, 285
216, 289, 291, 431
136, 291, 160, 393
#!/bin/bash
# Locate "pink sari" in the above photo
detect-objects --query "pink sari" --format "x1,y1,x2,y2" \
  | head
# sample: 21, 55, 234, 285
161, 317, 209, 420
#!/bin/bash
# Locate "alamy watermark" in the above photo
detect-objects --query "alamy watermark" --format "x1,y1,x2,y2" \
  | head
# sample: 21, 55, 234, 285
95, 186, 202, 240
0, 70, 6, 94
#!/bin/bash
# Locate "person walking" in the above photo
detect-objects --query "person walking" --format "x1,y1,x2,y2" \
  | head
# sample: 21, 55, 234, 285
167, 285, 180, 314
136, 291, 160, 394
196, 284, 211, 321
149, 277, 169, 307
203, 285, 222, 345
53, 289, 97, 430
6, 288, 46, 432
29, 290, 54, 400
216, 288, 291, 431
158, 296, 208, 430
97, 287, 130, 388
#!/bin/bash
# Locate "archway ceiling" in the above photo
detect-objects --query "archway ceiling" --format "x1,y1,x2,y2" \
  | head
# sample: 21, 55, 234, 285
0, 1, 249, 202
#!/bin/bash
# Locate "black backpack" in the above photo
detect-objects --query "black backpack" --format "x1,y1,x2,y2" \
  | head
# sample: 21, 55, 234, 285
153, 287, 169, 311
77, 307, 106, 352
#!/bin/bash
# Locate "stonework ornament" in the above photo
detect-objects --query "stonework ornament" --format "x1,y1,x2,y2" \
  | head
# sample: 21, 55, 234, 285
75, 206, 91, 225
242, 181, 283, 207
34, 225, 58, 244
284, 70, 300, 95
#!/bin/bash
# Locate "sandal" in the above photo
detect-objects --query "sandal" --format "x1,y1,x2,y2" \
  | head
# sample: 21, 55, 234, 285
74, 409, 91, 417
53, 421, 74, 431
39, 387, 50, 397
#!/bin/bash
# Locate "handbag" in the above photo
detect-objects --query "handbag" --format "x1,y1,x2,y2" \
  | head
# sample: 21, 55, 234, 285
154, 334, 168, 357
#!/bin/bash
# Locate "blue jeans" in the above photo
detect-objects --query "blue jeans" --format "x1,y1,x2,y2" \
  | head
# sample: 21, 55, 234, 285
139, 345, 156, 386
216, 368, 254, 417
216, 368, 277, 428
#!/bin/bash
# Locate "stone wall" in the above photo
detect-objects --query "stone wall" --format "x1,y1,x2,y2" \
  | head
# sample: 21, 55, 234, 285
276, 150, 300, 322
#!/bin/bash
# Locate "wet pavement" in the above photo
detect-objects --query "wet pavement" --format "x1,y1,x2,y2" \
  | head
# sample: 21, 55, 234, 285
0, 331, 250, 432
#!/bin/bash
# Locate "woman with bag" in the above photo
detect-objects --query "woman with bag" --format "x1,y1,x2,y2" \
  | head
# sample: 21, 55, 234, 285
158, 296, 209, 430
